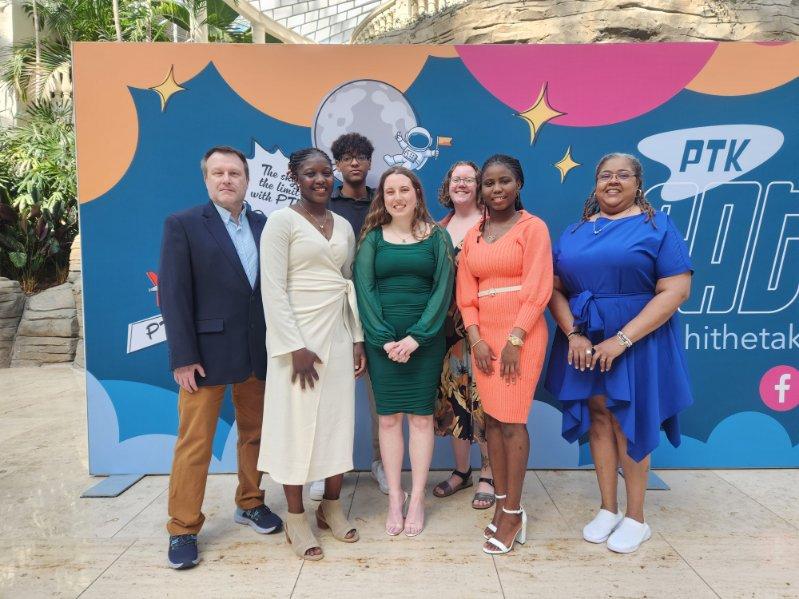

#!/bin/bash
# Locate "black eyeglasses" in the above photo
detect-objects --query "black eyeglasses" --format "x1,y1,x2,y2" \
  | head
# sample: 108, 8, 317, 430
340, 154, 370, 164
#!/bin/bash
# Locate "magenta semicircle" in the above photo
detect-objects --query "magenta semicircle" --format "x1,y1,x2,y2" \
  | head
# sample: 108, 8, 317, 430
456, 43, 718, 127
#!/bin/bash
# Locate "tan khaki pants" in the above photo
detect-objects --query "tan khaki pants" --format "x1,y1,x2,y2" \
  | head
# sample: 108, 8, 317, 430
166, 375, 265, 536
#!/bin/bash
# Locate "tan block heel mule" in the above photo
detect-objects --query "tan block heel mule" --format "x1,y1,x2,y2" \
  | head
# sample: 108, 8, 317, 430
316, 498, 359, 543
285, 512, 324, 561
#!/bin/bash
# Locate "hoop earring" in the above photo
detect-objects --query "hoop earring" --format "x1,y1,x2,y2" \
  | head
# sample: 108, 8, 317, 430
635, 188, 643, 200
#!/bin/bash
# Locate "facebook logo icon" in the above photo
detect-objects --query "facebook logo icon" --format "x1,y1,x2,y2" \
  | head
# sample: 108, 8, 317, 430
760, 366, 799, 412
775, 374, 791, 404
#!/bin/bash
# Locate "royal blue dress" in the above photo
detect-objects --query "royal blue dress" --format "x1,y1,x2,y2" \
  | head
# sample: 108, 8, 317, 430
544, 211, 694, 462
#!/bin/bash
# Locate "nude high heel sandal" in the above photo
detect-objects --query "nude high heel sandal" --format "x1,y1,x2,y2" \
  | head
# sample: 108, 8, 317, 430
482, 506, 527, 555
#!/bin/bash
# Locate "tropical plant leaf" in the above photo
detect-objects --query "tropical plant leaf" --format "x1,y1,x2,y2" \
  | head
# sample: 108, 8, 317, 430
9, 251, 27, 268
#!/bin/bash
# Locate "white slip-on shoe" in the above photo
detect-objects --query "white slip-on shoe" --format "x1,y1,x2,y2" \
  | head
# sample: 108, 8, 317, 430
371, 460, 389, 495
582, 508, 624, 543
606, 517, 652, 553
308, 480, 325, 501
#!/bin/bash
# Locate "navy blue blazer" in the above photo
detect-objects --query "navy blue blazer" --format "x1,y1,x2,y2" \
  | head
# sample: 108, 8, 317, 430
159, 201, 267, 386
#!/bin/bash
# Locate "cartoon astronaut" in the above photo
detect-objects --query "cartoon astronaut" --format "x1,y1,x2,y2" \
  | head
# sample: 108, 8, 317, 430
384, 127, 440, 170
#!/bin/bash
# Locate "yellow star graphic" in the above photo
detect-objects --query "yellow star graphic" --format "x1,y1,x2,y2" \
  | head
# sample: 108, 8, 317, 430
150, 66, 185, 112
517, 83, 565, 145
554, 146, 580, 183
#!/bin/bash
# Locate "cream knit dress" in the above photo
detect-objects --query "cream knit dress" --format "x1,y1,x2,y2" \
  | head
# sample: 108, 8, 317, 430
257, 207, 363, 485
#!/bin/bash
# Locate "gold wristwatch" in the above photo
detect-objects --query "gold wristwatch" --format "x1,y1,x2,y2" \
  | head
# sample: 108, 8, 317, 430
507, 334, 524, 347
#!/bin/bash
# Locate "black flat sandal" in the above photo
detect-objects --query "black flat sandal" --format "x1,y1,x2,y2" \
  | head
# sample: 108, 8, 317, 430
433, 467, 473, 498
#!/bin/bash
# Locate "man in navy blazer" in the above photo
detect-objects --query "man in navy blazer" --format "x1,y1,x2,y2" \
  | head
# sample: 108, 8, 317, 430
159, 145, 281, 570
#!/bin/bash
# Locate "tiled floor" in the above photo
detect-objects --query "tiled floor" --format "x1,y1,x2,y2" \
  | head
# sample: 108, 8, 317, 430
1, 365, 797, 598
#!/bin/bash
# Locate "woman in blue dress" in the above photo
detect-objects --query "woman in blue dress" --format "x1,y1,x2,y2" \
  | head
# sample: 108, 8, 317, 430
545, 153, 693, 554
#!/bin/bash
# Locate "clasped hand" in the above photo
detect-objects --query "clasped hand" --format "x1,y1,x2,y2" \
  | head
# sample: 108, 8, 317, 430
383, 336, 419, 363
567, 334, 626, 372
472, 341, 520, 385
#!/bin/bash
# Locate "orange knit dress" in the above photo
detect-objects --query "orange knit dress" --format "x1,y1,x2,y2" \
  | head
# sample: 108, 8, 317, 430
456, 211, 553, 423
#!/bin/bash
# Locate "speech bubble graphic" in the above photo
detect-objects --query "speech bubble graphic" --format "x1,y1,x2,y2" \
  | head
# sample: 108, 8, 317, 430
246, 142, 300, 217
638, 125, 784, 201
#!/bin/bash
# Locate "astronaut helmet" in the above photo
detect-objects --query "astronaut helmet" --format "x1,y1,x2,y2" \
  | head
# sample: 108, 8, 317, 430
404, 126, 434, 152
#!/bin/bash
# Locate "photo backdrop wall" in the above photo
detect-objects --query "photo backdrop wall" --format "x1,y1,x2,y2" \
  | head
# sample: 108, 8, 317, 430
73, 42, 799, 474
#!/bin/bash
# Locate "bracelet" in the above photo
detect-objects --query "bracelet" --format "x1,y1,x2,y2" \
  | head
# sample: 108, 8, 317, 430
567, 330, 583, 339
470, 339, 486, 350
616, 330, 633, 348
507, 334, 524, 347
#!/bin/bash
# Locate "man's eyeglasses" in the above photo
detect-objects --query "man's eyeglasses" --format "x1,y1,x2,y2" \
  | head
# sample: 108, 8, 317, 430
340, 154, 370, 163
451, 177, 477, 185
597, 171, 634, 182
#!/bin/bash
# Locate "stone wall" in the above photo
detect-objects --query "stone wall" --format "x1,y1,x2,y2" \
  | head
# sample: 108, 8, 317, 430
10, 283, 79, 367
363, 0, 798, 44
1, 235, 84, 369
0, 278, 25, 367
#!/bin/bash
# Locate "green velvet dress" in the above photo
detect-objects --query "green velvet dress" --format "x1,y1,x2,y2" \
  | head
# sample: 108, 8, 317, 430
354, 226, 455, 415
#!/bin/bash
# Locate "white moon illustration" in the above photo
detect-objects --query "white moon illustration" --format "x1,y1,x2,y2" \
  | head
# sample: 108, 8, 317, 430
312, 80, 418, 188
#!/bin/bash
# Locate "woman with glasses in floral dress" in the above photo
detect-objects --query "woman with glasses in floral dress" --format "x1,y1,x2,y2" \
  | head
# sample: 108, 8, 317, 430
432, 161, 495, 510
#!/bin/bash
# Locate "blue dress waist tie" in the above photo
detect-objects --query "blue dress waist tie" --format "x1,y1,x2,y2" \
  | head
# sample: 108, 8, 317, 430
547, 289, 692, 463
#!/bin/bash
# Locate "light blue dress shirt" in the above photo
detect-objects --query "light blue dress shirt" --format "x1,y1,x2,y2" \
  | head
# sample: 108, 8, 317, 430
214, 202, 258, 288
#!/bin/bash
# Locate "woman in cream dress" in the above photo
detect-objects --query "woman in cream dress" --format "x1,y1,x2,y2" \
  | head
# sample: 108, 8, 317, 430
258, 148, 366, 560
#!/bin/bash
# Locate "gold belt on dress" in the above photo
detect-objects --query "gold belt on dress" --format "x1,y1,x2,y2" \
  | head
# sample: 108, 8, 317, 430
477, 285, 522, 298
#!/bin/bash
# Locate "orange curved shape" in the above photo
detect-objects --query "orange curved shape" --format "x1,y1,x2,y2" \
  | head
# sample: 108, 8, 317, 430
686, 42, 799, 96
73, 43, 458, 203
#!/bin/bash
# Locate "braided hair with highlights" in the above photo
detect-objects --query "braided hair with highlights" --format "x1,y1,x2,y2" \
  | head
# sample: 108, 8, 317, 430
478, 154, 525, 240
576, 153, 656, 231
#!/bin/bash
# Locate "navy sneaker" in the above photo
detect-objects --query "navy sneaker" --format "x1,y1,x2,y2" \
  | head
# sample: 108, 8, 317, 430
168, 534, 199, 570
234, 504, 283, 534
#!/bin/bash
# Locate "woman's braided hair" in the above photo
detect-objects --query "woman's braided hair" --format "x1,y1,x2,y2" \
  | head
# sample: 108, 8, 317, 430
576, 153, 656, 230
287, 148, 333, 183
478, 154, 525, 239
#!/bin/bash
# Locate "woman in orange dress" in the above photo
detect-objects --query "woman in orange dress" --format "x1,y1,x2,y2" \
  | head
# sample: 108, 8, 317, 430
457, 154, 553, 555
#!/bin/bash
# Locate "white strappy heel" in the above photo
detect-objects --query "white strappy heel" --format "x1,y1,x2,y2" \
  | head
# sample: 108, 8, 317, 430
483, 506, 527, 555
483, 494, 506, 539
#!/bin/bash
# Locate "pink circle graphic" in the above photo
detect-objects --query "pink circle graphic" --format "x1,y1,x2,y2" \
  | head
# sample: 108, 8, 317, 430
456, 43, 718, 127
759, 365, 799, 412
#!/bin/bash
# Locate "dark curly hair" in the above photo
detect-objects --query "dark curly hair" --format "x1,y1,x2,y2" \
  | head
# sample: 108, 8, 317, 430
330, 133, 374, 162
437, 161, 481, 208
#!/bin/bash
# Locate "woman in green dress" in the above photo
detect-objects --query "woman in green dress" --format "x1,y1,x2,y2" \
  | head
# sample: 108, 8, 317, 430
354, 166, 455, 538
